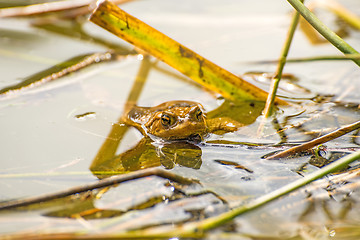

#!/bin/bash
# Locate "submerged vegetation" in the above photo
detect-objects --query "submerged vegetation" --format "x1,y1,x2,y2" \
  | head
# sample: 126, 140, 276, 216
0, 0, 360, 239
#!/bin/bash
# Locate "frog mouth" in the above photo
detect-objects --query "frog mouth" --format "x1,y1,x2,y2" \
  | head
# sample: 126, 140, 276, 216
187, 133, 203, 142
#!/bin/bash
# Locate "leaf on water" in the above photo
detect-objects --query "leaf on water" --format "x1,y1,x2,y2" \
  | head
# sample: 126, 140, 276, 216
89, 1, 288, 104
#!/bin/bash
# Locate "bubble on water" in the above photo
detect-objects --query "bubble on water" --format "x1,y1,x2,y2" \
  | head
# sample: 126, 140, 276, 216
137, 54, 144, 61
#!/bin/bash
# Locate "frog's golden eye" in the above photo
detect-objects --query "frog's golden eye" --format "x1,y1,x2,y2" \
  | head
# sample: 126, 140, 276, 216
161, 113, 174, 127
194, 108, 203, 121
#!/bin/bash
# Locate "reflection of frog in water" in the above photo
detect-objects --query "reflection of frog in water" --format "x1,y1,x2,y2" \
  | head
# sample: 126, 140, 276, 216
122, 100, 244, 141
91, 100, 263, 177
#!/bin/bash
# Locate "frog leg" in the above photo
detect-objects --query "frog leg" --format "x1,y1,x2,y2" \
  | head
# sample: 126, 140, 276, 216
206, 117, 244, 134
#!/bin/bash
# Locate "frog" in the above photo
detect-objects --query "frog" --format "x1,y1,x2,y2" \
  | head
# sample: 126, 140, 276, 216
122, 100, 244, 141
91, 100, 254, 178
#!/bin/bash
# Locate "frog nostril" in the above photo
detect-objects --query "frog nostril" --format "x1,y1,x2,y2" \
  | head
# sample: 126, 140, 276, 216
189, 106, 203, 121
195, 108, 203, 121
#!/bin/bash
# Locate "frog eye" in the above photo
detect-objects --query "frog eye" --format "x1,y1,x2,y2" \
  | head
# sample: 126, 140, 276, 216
161, 113, 174, 127
194, 108, 203, 121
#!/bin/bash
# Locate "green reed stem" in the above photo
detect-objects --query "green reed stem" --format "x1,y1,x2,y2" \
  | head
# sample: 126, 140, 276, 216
262, 3, 302, 118
287, 0, 360, 67
244, 54, 360, 65
286, 54, 360, 62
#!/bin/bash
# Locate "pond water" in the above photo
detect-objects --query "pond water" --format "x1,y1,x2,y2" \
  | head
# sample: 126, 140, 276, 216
1, 0, 360, 239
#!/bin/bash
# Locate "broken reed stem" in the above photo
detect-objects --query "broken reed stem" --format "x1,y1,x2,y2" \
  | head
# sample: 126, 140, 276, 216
191, 150, 360, 232
0, 168, 197, 211
89, 0, 288, 104
0, 230, 203, 240
287, 0, 360, 67
0, 0, 131, 18
267, 120, 360, 160
3, 159, 360, 239
0, 52, 118, 96
0, 0, 93, 17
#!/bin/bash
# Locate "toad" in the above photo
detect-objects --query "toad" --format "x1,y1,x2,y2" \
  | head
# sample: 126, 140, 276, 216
122, 100, 243, 141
